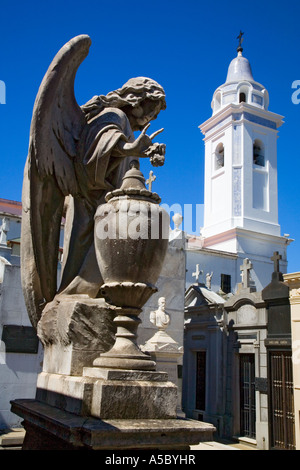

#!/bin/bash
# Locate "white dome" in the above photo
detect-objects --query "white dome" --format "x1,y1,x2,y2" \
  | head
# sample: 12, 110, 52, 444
211, 51, 268, 115
226, 52, 254, 83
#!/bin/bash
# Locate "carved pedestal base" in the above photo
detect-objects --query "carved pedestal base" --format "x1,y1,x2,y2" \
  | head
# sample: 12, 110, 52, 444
11, 399, 216, 450
82, 367, 177, 419
35, 368, 177, 420
12, 292, 216, 450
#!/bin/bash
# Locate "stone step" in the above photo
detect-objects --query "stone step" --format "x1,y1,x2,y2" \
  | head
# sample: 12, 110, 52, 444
0, 428, 25, 447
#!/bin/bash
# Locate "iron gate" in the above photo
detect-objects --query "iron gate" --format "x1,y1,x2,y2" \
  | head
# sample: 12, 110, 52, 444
240, 354, 256, 438
269, 351, 295, 450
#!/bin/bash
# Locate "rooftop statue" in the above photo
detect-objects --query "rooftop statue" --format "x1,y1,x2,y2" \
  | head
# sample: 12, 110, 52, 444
21, 35, 166, 329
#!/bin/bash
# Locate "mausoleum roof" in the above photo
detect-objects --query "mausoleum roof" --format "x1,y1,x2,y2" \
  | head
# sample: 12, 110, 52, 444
0, 198, 22, 217
185, 284, 225, 308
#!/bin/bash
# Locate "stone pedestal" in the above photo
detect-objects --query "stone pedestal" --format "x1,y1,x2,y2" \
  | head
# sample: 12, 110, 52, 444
142, 330, 184, 414
82, 368, 177, 419
11, 399, 215, 450
11, 298, 216, 449
12, 366, 215, 450
35, 368, 177, 420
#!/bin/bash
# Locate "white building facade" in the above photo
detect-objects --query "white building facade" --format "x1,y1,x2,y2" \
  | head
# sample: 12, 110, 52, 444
183, 42, 294, 449
186, 46, 292, 293
0, 199, 43, 430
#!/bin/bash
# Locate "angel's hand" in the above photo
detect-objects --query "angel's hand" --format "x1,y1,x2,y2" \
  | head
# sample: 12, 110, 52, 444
122, 124, 164, 156
134, 123, 164, 155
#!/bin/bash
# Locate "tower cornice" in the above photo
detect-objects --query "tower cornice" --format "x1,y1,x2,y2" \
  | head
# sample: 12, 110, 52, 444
199, 102, 284, 136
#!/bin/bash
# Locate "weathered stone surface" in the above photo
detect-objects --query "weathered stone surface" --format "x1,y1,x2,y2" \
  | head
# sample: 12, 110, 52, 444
35, 372, 94, 416
90, 377, 177, 419
82, 368, 168, 381
38, 296, 116, 375
35, 368, 177, 420
11, 399, 216, 450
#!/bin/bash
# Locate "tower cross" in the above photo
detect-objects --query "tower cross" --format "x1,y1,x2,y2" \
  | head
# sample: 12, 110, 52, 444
240, 258, 252, 288
237, 30, 244, 49
192, 264, 203, 283
146, 170, 156, 191
271, 251, 282, 273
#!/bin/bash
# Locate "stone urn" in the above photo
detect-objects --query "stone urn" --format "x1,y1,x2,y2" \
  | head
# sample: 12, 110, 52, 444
93, 160, 170, 370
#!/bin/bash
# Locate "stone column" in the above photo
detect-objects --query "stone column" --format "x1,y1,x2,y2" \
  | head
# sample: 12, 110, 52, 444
283, 272, 300, 450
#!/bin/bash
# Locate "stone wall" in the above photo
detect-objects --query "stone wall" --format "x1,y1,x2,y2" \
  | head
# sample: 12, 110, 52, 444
0, 264, 43, 429
139, 229, 186, 350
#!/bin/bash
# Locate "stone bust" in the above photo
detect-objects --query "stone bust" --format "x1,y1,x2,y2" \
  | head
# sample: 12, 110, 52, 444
150, 297, 170, 331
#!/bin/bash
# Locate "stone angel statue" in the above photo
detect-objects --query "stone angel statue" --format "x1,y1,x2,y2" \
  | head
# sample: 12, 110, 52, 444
21, 35, 167, 329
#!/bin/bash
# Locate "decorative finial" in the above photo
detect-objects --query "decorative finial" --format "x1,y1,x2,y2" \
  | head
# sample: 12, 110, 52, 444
237, 30, 244, 54
129, 159, 140, 170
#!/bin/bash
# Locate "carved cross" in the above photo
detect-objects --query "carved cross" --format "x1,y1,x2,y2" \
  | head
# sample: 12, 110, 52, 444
240, 258, 252, 288
192, 264, 203, 283
146, 170, 156, 191
271, 251, 282, 273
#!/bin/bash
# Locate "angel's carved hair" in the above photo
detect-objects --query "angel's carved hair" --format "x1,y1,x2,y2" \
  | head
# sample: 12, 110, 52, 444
81, 77, 166, 123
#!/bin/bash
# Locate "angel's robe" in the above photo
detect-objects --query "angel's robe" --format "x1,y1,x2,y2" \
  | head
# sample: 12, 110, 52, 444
81, 107, 134, 192
59, 107, 134, 297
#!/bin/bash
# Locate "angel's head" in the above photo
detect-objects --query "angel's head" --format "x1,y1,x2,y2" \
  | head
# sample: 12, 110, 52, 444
82, 77, 166, 129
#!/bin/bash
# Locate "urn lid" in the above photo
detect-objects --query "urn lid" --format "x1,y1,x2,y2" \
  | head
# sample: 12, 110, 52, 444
121, 160, 146, 190
105, 160, 161, 203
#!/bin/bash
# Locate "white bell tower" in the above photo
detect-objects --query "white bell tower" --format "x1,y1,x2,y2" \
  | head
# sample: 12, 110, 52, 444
198, 39, 291, 288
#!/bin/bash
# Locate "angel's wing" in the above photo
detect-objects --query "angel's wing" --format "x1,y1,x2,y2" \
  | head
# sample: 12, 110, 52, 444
21, 35, 91, 328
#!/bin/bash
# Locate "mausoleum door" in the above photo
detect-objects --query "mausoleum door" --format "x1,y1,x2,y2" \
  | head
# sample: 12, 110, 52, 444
269, 351, 295, 450
195, 351, 206, 419
239, 354, 256, 439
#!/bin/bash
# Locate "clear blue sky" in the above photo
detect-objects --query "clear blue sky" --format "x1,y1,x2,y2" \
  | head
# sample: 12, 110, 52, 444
0, 0, 299, 272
